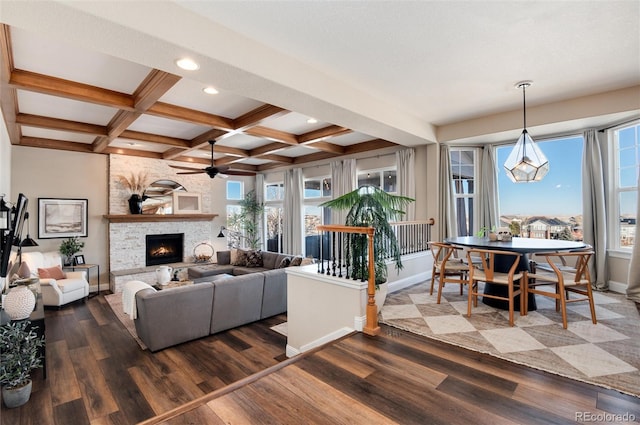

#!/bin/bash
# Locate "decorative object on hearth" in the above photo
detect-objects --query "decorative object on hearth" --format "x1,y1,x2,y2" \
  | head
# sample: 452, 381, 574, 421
168, 140, 256, 179
155, 265, 173, 286
3, 284, 36, 320
193, 242, 214, 263
503, 81, 549, 183
59, 237, 84, 266
0, 320, 45, 408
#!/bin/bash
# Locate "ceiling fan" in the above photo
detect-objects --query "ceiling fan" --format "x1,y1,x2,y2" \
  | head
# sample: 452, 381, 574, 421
169, 140, 255, 179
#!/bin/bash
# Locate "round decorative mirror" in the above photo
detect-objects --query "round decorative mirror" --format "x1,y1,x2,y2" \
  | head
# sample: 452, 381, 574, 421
142, 180, 186, 214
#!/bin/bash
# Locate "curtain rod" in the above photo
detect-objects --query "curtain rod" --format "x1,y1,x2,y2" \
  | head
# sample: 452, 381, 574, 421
598, 117, 640, 133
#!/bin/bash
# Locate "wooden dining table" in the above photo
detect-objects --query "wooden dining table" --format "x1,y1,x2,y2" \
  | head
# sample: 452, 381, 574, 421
444, 236, 587, 311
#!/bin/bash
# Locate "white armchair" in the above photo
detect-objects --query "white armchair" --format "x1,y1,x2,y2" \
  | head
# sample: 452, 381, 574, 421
20, 251, 89, 307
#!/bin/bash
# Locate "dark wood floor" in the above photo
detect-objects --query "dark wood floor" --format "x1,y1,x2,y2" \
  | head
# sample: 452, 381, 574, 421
2, 296, 639, 425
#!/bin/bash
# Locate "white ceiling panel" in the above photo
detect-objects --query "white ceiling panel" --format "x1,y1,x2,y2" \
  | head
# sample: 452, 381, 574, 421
217, 133, 267, 150
11, 27, 150, 94
21, 127, 95, 143
110, 138, 168, 153
279, 145, 318, 157
158, 78, 263, 118
126, 115, 209, 140
266, 112, 327, 134
17, 90, 117, 125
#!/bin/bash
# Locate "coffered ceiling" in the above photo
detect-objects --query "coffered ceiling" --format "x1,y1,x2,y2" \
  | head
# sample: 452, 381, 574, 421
0, 1, 639, 174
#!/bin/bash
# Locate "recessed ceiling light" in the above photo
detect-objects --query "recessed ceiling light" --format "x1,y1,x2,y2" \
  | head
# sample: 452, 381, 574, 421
203, 86, 219, 95
128, 142, 138, 147
175, 58, 199, 71
307, 118, 318, 124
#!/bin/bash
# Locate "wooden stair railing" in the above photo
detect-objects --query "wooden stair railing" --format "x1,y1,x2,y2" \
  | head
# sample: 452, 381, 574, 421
316, 224, 379, 336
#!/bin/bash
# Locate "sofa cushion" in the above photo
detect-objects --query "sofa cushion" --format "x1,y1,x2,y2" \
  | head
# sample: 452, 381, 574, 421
246, 250, 263, 267
278, 257, 291, 268
260, 251, 280, 269
233, 267, 269, 275
56, 277, 88, 293
188, 264, 234, 279
210, 273, 264, 334
290, 256, 303, 267
232, 249, 249, 266
217, 250, 231, 265
38, 265, 66, 279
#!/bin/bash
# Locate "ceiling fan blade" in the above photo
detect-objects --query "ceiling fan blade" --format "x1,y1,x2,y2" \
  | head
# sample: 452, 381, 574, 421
169, 164, 204, 172
176, 171, 206, 175
216, 165, 230, 173
217, 173, 230, 179
224, 170, 257, 176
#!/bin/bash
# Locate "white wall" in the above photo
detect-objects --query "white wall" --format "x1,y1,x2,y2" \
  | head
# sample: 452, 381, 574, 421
0, 115, 11, 198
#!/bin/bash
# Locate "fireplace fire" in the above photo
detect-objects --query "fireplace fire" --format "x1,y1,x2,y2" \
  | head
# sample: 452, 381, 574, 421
145, 233, 184, 266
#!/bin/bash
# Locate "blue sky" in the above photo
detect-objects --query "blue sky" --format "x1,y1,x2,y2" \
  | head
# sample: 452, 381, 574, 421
497, 136, 584, 217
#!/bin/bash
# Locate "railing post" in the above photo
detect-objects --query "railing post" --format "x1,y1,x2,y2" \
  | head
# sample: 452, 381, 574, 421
363, 228, 380, 336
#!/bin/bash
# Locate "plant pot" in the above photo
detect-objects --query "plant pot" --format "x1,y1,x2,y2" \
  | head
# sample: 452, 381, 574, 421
375, 281, 388, 314
128, 194, 143, 214
488, 232, 498, 242
2, 380, 32, 408
4, 286, 36, 320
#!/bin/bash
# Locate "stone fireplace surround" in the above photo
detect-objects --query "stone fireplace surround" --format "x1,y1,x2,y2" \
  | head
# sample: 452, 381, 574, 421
108, 155, 218, 292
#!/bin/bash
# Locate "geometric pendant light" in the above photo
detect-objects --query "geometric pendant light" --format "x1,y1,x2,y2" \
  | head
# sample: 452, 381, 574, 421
503, 81, 549, 183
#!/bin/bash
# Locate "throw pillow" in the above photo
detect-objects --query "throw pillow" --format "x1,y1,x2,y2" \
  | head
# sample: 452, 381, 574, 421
217, 250, 231, 265
278, 257, 292, 268
300, 257, 315, 266
290, 256, 303, 267
230, 248, 238, 265
17, 262, 31, 279
246, 250, 264, 267
38, 265, 66, 279
232, 249, 249, 266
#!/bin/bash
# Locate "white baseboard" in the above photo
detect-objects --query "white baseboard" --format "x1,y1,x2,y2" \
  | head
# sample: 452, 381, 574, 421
286, 345, 301, 358
608, 280, 628, 294
388, 271, 430, 293
286, 327, 354, 358
354, 315, 366, 331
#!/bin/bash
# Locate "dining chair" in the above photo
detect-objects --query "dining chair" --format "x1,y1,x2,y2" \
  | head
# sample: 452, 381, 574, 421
524, 250, 596, 329
466, 248, 524, 326
429, 242, 470, 304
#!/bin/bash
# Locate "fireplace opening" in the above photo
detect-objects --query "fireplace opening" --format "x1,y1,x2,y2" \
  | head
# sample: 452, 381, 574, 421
146, 233, 184, 266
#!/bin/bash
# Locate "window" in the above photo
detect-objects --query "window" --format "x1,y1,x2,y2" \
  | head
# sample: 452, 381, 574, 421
303, 176, 332, 258
496, 136, 584, 240
226, 181, 243, 201
304, 177, 331, 199
450, 149, 477, 236
613, 122, 639, 250
265, 181, 285, 253
357, 168, 397, 192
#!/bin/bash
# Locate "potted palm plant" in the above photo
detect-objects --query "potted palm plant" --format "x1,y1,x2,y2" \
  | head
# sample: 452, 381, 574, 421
320, 185, 414, 308
0, 320, 45, 408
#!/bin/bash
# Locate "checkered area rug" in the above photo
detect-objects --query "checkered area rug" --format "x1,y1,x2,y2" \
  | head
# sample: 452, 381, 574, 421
379, 281, 640, 397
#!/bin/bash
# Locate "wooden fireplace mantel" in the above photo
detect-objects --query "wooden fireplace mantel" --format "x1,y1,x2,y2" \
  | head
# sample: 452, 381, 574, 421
103, 214, 218, 223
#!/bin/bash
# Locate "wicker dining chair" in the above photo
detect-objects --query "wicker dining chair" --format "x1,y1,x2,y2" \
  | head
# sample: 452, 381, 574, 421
466, 248, 525, 326
525, 250, 596, 329
429, 242, 470, 304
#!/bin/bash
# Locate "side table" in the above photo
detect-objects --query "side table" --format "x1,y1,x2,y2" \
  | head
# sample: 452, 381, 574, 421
64, 264, 100, 298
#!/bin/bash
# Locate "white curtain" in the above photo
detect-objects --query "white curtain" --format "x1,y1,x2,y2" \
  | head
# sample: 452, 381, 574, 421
479, 145, 499, 231
439, 145, 457, 240
283, 168, 303, 255
396, 148, 416, 220
330, 158, 356, 225
255, 173, 265, 249
582, 129, 608, 290
627, 176, 640, 301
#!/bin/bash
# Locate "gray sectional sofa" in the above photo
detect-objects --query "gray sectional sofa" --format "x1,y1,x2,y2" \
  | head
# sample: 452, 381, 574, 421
133, 250, 298, 351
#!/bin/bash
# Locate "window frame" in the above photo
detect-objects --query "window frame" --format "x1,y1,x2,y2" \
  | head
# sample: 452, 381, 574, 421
357, 166, 397, 193
609, 120, 639, 253
449, 147, 479, 236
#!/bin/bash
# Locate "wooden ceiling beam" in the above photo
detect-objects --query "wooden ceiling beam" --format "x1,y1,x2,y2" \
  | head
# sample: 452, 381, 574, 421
233, 104, 289, 130
21, 136, 94, 153
250, 142, 290, 157
147, 102, 234, 130
16, 113, 106, 136
259, 154, 294, 164
0, 25, 21, 144
302, 140, 345, 155
10, 69, 134, 110
245, 126, 298, 145
293, 151, 341, 165
344, 139, 397, 154
298, 125, 352, 143
214, 156, 245, 166
133, 70, 181, 111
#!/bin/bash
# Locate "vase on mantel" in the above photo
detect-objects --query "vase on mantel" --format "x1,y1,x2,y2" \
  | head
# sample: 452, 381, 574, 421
128, 194, 143, 214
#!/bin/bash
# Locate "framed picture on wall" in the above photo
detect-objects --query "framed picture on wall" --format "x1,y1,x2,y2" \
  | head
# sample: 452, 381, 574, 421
173, 193, 201, 214
38, 198, 88, 239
